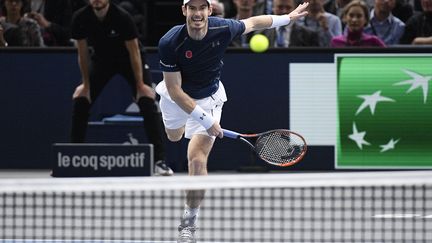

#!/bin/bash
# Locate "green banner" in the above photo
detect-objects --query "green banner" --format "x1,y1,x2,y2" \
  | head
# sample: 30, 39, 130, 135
336, 55, 432, 168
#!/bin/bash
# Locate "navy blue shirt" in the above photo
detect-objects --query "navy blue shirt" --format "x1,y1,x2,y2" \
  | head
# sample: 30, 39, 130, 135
158, 17, 245, 99
71, 4, 138, 60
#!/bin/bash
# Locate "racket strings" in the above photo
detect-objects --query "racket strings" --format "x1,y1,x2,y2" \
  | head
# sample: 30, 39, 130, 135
255, 131, 305, 165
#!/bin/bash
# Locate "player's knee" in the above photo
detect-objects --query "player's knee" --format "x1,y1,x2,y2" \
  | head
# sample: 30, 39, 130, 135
188, 158, 207, 176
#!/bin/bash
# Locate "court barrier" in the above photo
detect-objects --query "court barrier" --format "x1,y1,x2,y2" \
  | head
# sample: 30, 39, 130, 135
2, 47, 431, 171
51, 143, 154, 177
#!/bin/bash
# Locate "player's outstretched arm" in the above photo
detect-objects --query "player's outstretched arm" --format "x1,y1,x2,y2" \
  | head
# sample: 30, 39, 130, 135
242, 2, 309, 34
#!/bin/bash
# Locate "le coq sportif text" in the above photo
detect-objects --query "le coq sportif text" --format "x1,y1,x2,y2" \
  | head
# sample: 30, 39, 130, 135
57, 152, 146, 171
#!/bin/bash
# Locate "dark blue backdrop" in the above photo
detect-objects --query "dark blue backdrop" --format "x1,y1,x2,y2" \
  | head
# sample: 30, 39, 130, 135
1, 47, 424, 172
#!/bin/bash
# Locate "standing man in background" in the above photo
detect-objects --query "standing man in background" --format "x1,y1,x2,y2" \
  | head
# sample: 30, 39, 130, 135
70, 0, 173, 176
364, 0, 405, 46
157, 0, 308, 241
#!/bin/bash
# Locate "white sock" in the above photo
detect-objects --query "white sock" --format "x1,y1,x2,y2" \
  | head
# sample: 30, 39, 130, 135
182, 205, 199, 226
183, 205, 200, 219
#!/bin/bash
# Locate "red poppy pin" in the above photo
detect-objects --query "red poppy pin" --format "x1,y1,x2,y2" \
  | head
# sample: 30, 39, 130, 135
185, 50, 193, 59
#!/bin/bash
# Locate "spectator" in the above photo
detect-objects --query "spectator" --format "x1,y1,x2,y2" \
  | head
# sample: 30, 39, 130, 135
364, 0, 405, 45
26, 0, 72, 46
113, 0, 149, 45
331, 0, 386, 47
260, 0, 320, 47
0, 0, 44, 46
324, 0, 352, 18
231, 0, 257, 47
222, 0, 237, 18
399, 0, 432, 45
72, 0, 87, 13
211, 0, 237, 17
254, 0, 272, 14
296, 0, 342, 46
392, 0, 415, 23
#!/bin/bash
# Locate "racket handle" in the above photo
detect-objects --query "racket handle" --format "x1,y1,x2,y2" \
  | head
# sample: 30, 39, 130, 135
222, 129, 240, 139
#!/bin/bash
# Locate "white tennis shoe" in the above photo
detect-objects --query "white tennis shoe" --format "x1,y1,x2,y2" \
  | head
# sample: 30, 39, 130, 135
177, 225, 196, 243
154, 160, 174, 176
177, 216, 197, 243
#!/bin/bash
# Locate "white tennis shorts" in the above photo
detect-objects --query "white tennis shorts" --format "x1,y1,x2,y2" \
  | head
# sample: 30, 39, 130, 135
155, 80, 227, 139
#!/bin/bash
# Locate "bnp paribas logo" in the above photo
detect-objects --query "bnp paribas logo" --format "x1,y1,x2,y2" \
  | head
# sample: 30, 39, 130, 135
336, 55, 432, 168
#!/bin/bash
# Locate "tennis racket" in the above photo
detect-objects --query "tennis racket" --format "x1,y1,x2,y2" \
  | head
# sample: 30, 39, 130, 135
222, 129, 307, 167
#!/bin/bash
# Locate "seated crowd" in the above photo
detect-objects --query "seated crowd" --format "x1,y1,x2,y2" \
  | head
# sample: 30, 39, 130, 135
0, 0, 431, 48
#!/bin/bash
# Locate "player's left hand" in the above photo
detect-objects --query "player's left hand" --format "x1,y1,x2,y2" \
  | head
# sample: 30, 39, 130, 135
136, 83, 156, 100
287, 2, 309, 21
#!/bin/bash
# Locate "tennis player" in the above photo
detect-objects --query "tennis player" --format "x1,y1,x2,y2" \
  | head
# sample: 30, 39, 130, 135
157, 0, 309, 242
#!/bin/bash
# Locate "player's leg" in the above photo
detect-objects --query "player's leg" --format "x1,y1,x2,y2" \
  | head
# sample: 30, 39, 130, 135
158, 89, 189, 141
177, 83, 226, 243
186, 135, 214, 205
70, 60, 114, 142
177, 134, 214, 243
165, 127, 185, 142
186, 134, 214, 204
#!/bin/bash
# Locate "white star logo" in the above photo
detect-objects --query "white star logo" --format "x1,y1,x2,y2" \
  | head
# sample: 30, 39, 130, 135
348, 123, 370, 150
393, 69, 432, 104
379, 138, 400, 153
356, 90, 395, 115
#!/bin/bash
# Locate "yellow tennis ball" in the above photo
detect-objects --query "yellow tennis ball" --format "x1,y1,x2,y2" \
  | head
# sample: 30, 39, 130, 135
249, 34, 269, 53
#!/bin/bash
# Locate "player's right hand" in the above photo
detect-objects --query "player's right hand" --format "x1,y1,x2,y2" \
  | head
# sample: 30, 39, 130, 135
207, 122, 223, 138
73, 83, 91, 102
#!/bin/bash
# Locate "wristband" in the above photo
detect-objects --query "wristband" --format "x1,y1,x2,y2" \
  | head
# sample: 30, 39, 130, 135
270, 15, 291, 28
190, 105, 215, 130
